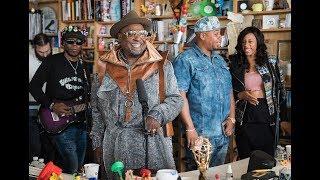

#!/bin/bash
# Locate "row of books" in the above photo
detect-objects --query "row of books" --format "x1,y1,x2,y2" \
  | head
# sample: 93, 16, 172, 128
61, 0, 94, 21
151, 20, 175, 41
95, 0, 133, 22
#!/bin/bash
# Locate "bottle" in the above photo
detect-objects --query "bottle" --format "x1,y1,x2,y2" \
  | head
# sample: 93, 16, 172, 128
38, 158, 46, 169
226, 164, 233, 180
30, 156, 39, 167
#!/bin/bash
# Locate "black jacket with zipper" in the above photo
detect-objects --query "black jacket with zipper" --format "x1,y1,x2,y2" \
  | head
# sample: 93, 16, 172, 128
229, 54, 286, 125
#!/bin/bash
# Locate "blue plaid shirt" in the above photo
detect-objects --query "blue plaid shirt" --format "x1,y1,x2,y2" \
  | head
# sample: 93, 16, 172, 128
173, 43, 232, 137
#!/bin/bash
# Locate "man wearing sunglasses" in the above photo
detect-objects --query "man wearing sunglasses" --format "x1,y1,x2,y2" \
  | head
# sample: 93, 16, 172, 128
30, 25, 91, 174
91, 10, 183, 179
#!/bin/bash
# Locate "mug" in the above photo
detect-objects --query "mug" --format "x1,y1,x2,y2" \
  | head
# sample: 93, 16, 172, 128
252, 3, 263, 12
156, 169, 179, 180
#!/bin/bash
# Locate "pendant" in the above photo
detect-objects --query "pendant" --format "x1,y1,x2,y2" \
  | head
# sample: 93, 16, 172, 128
75, 70, 77, 75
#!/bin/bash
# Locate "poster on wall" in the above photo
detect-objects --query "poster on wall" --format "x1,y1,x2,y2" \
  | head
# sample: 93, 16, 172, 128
41, 6, 58, 35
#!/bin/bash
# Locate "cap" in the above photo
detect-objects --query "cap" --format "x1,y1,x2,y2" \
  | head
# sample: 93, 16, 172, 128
61, 25, 86, 42
194, 16, 222, 32
32, 156, 39, 161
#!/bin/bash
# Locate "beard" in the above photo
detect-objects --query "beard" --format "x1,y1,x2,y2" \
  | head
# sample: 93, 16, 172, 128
128, 44, 147, 58
35, 50, 52, 61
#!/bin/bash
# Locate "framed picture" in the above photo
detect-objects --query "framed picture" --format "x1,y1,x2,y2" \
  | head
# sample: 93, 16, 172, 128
262, 15, 279, 29
252, 18, 262, 29
41, 7, 58, 35
277, 40, 291, 61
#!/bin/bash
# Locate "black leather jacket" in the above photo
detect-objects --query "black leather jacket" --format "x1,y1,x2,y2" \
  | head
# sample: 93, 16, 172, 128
229, 55, 286, 125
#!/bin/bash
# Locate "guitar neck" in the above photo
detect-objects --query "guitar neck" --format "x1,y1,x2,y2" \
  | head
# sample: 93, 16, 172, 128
72, 103, 87, 114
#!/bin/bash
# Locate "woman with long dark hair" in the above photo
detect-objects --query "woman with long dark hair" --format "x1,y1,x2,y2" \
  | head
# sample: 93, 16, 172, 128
229, 26, 286, 159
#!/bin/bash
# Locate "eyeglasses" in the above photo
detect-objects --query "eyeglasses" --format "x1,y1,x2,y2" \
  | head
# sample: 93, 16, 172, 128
122, 30, 149, 38
65, 39, 84, 45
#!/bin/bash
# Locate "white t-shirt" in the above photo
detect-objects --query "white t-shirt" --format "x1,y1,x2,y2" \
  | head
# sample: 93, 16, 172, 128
29, 46, 46, 103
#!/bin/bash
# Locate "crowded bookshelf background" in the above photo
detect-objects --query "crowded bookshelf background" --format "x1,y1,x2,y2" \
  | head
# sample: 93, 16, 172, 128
29, 0, 291, 173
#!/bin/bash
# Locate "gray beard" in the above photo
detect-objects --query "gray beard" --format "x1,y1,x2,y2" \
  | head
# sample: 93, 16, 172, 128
128, 47, 145, 57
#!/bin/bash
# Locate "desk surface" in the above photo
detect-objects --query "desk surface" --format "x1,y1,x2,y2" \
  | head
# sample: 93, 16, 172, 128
61, 158, 289, 180
179, 158, 249, 179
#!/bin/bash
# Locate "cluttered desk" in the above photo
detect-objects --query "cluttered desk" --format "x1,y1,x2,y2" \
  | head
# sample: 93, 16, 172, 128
30, 137, 291, 180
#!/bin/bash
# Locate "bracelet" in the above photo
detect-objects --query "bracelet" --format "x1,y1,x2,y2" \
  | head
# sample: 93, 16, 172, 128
49, 102, 55, 110
227, 117, 236, 124
186, 128, 196, 132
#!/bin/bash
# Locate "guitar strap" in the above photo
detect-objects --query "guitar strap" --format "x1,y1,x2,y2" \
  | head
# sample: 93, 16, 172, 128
79, 57, 91, 124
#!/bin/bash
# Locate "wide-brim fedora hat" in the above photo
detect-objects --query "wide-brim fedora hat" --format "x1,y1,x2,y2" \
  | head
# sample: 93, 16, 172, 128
110, 10, 152, 38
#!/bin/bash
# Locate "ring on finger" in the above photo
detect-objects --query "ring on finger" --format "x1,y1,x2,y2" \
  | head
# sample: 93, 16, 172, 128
152, 129, 157, 133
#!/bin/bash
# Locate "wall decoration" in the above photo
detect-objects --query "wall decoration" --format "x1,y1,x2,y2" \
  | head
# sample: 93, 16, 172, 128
262, 15, 279, 29
277, 40, 291, 62
41, 6, 58, 35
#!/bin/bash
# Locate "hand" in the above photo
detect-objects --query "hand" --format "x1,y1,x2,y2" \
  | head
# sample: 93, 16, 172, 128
186, 130, 198, 148
224, 119, 235, 136
238, 90, 259, 105
145, 116, 161, 135
52, 102, 71, 116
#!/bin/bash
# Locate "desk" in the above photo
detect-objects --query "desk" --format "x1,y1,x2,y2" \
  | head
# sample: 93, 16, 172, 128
60, 158, 289, 180
179, 158, 289, 179
179, 158, 249, 179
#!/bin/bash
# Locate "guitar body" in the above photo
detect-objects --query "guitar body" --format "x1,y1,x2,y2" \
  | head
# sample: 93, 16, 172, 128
39, 99, 85, 134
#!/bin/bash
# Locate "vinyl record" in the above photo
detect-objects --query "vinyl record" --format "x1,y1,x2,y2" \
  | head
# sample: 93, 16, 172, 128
199, 0, 216, 16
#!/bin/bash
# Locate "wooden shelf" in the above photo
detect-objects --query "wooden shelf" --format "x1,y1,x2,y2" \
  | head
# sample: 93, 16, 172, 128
82, 46, 94, 50
97, 35, 112, 38
97, 21, 117, 25
145, 15, 174, 19
241, 9, 291, 15
260, 28, 291, 32
187, 16, 228, 22
62, 20, 94, 23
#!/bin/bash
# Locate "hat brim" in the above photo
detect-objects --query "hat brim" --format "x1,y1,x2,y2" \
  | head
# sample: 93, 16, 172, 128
110, 18, 152, 38
194, 26, 225, 33
62, 32, 86, 42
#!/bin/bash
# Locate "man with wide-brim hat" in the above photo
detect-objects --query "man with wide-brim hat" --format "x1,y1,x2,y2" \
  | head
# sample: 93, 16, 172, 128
172, 16, 236, 170
90, 10, 183, 179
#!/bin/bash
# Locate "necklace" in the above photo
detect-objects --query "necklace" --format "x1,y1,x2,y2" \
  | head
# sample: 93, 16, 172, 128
66, 59, 79, 75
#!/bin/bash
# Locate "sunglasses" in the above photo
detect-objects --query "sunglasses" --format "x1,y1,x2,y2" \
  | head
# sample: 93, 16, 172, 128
122, 30, 149, 38
65, 39, 84, 45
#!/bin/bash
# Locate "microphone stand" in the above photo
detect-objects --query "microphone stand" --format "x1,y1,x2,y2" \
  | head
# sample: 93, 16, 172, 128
140, 99, 149, 169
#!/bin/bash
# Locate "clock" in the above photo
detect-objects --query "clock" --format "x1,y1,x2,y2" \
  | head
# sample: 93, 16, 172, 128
237, 0, 249, 12
240, 3, 247, 10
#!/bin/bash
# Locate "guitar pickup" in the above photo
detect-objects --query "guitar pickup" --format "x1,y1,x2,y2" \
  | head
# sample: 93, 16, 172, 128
51, 112, 60, 121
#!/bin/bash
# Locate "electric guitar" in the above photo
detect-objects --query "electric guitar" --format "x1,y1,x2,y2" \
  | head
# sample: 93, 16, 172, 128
38, 99, 87, 134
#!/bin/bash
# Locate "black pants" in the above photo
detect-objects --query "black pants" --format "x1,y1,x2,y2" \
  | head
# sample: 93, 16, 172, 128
29, 108, 60, 163
235, 98, 275, 159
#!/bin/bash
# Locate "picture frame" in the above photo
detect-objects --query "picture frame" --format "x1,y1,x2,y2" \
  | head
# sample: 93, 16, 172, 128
252, 18, 262, 29
277, 40, 291, 62
262, 15, 279, 29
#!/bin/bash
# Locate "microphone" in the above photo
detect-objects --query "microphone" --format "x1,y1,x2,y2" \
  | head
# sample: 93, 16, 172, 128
136, 78, 150, 169
136, 79, 149, 117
